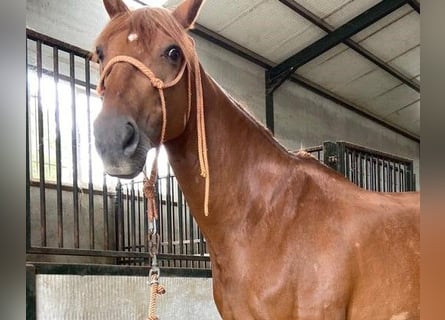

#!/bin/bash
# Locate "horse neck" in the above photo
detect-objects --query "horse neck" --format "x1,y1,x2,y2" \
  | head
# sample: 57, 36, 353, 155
164, 67, 291, 241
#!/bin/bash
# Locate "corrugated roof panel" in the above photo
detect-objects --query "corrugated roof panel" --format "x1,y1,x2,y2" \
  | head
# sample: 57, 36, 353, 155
217, 1, 314, 60
388, 45, 420, 78
351, 5, 412, 42
369, 84, 420, 116
291, 0, 351, 18
298, 47, 376, 91
357, 11, 419, 62
191, 0, 264, 32
299, 43, 349, 69
331, 69, 402, 107
323, 0, 380, 28
265, 25, 326, 63
385, 100, 420, 135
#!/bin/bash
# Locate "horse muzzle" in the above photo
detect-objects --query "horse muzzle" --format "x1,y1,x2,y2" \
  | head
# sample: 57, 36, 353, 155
94, 113, 150, 178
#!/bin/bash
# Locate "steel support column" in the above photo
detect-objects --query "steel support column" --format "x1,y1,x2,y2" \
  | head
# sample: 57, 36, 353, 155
265, 70, 275, 133
408, 0, 420, 13
26, 264, 36, 320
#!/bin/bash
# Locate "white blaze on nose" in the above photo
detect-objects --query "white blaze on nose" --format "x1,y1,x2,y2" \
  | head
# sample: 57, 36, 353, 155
128, 33, 138, 42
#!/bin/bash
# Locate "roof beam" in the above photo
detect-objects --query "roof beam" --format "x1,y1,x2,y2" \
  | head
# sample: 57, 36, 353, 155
277, 0, 419, 93
407, 0, 420, 13
268, 0, 408, 91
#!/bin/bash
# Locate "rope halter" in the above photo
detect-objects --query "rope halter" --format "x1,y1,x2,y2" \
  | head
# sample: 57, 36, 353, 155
96, 38, 210, 216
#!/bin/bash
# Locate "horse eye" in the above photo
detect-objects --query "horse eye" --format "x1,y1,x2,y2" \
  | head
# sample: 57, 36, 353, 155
165, 46, 181, 63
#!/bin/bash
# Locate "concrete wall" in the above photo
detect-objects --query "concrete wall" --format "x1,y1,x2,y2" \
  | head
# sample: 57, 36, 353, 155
274, 81, 420, 187
37, 274, 220, 320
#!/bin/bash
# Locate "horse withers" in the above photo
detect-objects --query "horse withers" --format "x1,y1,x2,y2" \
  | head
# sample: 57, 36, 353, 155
92, 0, 420, 318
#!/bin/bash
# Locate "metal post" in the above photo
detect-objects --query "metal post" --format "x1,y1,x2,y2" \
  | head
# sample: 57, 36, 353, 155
115, 180, 123, 251
54, 47, 63, 248
323, 141, 339, 172
26, 38, 31, 251
26, 264, 36, 320
103, 174, 109, 250
36, 40, 47, 247
69, 52, 79, 248
265, 70, 275, 134
85, 57, 95, 250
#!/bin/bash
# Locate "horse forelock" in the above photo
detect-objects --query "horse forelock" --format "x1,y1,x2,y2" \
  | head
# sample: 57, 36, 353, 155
95, 7, 197, 69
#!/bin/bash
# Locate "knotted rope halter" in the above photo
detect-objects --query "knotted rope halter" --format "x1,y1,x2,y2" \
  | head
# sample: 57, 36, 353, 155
96, 37, 210, 217
96, 36, 209, 320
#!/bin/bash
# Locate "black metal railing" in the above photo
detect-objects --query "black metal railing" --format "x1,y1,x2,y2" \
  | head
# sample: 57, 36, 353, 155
310, 141, 416, 192
117, 169, 210, 269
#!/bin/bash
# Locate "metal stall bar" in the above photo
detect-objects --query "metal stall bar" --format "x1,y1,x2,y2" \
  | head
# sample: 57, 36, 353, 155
137, 186, 142, 256
125, 183, 131, 262
144, 184, 149, 254
166, 167, 173, 262
69, 52, 80, 248
26, 38, 31, 251
36, 40, 47, 247
178, 183, 185, 257
171, 173, 177, 259
130, 181, 136, 253
115, 180, 123, 251
85, 57, 95, 249
54, 47, 64, 248
103, 174, 109, 250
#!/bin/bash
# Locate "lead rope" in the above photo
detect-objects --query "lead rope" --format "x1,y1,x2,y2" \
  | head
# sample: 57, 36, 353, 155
143, 151, 165, 320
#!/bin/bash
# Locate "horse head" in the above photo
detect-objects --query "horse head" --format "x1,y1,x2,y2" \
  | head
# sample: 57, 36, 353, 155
93, 0, 205, 178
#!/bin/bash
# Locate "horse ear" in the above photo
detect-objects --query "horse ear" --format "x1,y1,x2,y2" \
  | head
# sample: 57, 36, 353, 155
172, 0, 205, 29
103, 0, 130, 18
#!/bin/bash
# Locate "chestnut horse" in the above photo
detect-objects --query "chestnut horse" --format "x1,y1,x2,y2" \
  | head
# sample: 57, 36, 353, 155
92, 0, 419, 318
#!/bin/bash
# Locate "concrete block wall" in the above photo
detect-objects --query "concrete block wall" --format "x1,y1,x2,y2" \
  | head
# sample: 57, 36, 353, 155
36, 275, 221, 320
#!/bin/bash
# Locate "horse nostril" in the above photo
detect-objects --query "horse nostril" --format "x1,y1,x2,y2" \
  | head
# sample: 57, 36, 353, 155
122, 121, 139, 156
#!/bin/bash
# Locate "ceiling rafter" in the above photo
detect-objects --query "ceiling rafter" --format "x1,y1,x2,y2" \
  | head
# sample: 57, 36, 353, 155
407, 0, 420, 13
277, 0, 419, 93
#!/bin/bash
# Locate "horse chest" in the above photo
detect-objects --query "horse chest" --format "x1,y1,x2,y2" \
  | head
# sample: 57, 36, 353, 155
210, 252, 351, 320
